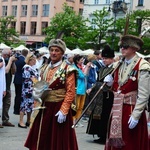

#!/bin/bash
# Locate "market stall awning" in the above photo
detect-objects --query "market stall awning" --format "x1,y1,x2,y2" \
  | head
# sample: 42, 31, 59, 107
13, 45, 29, 51
0, 43, 11, 49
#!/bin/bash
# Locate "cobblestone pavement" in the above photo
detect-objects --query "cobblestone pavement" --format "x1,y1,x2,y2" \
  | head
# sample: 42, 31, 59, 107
0, 86, 104, 150
1, 84, 149, 150
0, 112, 104, 150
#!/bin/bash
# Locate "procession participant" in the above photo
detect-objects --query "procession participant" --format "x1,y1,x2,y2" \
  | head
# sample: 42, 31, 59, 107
65, 53, 74, 65
93, 50, 105, 70
105, 35, 150, 150
86, 54, 98, 91
82, 54, 98, 123
13, 49, 28, 115
24, 38, 78, 150
73, 54, 90, 127
86, 45, 114, 144
18, 53, 39, 128
1, 49, 16, 127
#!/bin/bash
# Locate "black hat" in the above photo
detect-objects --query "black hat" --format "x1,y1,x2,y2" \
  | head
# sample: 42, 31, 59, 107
102, 45, 115, 58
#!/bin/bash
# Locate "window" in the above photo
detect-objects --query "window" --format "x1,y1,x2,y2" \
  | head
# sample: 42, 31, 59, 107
20, 22, 26, 35
138, 0, 143, 6
66, 0, 75, 2
91, 18, 96, 29
32, 5, 38, 16
94, 0, 99, 4
106, 0, 110, 4
70, 7, 74, 10
21, 5, 27, 16
136, 18, 142, 34
12, 5, 17, 16
41, 22, 48, 35
2, 6, 7, 16
31, 22, 37, 35
11, 22, 16, 29
79, 8, 83, 15
42, 4, 49, 17
80, 0, 84, 3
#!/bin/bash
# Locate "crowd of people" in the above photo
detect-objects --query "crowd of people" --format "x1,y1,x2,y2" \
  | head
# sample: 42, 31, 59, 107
0, 34, 149, 150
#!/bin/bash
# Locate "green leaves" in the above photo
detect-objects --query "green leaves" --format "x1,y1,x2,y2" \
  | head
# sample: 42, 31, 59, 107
0, 16, 24, 46
44, 5, 150, 54
115, 10, 150, 54
44, 4, 88, 49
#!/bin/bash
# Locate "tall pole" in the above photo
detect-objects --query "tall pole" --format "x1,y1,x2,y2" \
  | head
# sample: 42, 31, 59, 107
111, 1, 118, 49
112, 11, 117, 49
110, 0, 128, 49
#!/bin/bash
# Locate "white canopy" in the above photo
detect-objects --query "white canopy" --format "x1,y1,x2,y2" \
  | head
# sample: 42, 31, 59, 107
81, 49, 94, 55
0, 43, 11, 49
136, 52, 145, 58
72, 48, 83, 55
42, 53, 50, 59
13, 45, 29, 51
37, 46, 49, 54
145, 54, 150, 58
115, 52, 122, 56
65, 48, 73, 54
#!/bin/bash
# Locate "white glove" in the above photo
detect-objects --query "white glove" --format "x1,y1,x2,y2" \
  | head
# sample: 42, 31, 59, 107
86, 88, 92, 95
104, 74, 114, 86
128, 116, 139, 129
55, 111, 66, 123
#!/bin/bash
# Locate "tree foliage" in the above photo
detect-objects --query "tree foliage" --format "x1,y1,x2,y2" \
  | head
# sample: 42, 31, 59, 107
115, 10, 150, 54
44, 6, 150, 54
44, 6, 114, 50
0, 16, 24, 46
44, 4, 88, 50
89, 7, 113, 49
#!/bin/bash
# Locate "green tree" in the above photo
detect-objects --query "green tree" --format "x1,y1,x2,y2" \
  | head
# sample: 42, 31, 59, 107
132, 9, 150, 34
0, 16, 24, 46
44, 4, 88, 50
88, 7, 114, 49
115, 10, 150, 54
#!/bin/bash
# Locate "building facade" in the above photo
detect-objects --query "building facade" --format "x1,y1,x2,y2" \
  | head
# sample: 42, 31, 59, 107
83, 0, 132, 26
0, 0, 84, 49
132, 0, 150, 35
83, 0, 150, 25
132, 0, 150, 10
82, 0, 150, 49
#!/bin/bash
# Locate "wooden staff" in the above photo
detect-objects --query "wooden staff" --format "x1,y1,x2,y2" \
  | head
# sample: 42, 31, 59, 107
123, 13, 130, 36
72, 58, 124, 128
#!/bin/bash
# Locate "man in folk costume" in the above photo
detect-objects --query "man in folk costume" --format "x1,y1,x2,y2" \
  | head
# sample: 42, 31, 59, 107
86, 45, 114, 144
24, 39, 78, 150
105, 35, 150, 150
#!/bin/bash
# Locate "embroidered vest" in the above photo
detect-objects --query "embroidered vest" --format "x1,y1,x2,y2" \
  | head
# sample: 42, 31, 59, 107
113, 59, 141, 94
48, 64, 68, 90
41, 61, 76, 90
